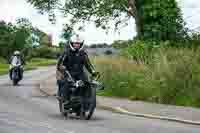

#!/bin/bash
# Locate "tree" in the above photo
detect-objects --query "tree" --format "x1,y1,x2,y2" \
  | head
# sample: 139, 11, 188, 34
27, 0, 187, 41
61, 24, 73, 41
15, 18, 33, 49
0, 21, 16, 58
112, 40, 132, 49
0, 18, 35, 59
104, 50, 113, 55
32, 27, 52, 46
33, 28, 46, 45
141, 0, 187, 41
40, 34, 52, 46
59, 41, 65, 48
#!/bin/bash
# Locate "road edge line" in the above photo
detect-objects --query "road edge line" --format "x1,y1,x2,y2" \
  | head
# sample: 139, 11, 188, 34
97, 105, 200, 126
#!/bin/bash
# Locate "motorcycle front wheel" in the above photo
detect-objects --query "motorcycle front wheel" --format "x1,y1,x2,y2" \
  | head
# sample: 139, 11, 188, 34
58, 99, 68, 117
13, 79, 19, 86
80, 87, 96, 120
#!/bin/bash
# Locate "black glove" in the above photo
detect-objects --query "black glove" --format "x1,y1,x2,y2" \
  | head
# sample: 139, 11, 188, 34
92, 71, 100, 77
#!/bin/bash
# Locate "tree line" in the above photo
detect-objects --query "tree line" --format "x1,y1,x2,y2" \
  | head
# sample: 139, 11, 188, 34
0, 18, 52, 60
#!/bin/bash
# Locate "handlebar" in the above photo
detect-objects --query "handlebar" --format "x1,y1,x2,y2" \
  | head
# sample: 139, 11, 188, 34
60, 67, 102, 82
11, 64, 21, 67
61, 69, 104, 90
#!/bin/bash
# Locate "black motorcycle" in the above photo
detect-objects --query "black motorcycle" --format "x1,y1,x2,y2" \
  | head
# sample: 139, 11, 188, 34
58, 70, 103, 120
10, 64, 22, 86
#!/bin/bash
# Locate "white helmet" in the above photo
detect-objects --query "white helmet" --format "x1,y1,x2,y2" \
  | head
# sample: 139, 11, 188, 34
69, 34, 84, 51
14, 51, 20, 55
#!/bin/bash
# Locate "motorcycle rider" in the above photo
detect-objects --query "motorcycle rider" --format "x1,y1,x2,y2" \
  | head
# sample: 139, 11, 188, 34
9, 51, 25, 80
56, 34, 99, 100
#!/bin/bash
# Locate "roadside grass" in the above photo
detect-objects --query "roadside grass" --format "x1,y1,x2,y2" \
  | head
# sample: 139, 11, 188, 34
0, 64, 9, 75
93, 47, 200, 108
0, 57, 57, 75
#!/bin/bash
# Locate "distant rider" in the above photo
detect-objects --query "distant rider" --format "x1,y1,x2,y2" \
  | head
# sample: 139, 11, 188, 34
9, 51, 25, 80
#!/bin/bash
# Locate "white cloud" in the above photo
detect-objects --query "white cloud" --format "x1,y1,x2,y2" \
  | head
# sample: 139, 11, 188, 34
178, 0, 200, 30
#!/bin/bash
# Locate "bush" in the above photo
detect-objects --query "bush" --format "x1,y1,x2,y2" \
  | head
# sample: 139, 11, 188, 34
112, 40, 134, 49
104, 50, 113, 55
94, 56, 150, 99
95, 45, 200, 108
0, 57, 9, 75
149, 47, 200, 106
28, 46, 60, 59
0, 57, 6, 64
121, 40, 162, 64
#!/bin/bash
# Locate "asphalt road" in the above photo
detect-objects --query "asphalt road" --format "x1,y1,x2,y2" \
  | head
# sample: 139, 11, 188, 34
0, 67, 200, 133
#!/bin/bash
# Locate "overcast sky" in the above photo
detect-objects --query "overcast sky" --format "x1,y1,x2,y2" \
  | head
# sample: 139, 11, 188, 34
0, 0, 200, 45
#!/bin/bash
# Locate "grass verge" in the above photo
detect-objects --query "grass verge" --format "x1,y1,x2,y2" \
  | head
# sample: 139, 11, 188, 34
0, 58, 57, 75
93, 47, 200, 108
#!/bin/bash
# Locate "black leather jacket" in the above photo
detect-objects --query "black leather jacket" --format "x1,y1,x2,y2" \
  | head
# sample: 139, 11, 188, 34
57, 48, 95, 79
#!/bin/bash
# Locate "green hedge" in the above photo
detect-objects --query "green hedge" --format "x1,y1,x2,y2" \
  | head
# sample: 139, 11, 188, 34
25, 46, 60, 60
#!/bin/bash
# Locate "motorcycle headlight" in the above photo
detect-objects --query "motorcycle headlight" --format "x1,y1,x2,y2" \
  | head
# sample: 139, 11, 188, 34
75, 80, 84, 87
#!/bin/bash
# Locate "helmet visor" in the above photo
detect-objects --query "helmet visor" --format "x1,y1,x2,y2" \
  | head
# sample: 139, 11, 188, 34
72, 42, 81, 49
